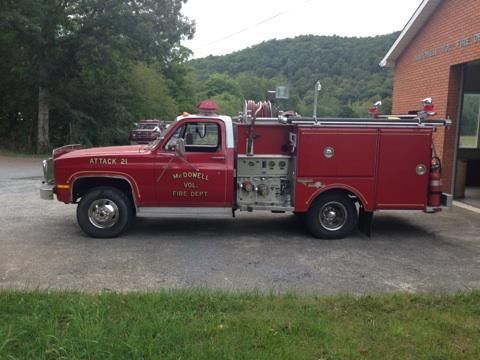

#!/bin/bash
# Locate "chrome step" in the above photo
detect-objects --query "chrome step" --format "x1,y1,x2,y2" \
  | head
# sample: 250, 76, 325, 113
137, 207, 232, 218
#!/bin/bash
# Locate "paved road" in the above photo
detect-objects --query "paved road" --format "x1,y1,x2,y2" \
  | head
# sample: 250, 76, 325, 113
1, 155, 479, 293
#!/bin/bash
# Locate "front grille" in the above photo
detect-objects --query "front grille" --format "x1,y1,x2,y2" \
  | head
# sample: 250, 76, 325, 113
43, 157, 55, 185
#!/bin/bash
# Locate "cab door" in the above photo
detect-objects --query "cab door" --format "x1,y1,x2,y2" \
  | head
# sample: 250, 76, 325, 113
155, 120, 228, 207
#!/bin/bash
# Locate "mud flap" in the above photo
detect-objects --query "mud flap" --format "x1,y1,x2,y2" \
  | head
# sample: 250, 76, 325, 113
358, 208, 373, 237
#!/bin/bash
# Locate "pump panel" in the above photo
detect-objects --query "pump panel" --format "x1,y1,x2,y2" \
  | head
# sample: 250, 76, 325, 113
236, 155, 294, 210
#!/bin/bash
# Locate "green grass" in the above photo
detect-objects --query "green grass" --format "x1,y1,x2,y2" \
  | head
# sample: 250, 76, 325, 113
0, 291, 479, 359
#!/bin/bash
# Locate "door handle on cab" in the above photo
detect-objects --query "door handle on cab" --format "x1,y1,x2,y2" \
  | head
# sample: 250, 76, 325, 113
211, 156, 225, 160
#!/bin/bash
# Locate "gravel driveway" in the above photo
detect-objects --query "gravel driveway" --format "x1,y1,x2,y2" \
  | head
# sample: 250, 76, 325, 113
1, 155, 479, 293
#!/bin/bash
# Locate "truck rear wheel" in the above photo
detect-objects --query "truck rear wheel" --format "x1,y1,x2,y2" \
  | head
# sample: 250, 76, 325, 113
306, 193, 358, 239
77, 186, 133, 238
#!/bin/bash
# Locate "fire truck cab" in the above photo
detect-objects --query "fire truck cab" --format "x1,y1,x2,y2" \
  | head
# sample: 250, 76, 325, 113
41, 100, 452, 239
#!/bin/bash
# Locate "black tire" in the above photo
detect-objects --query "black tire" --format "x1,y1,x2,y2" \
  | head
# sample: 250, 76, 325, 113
77, 186, 133, 238
306, 193, 358, 239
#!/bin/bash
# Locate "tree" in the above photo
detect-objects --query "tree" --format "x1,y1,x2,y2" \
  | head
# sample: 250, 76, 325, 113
202, 73, 241, 99
211, 93, 242, 117
0, 0, 194, 152
128, 63, 177, 120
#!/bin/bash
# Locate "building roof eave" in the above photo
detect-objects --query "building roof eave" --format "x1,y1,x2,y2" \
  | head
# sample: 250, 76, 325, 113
380, 0, 443, 67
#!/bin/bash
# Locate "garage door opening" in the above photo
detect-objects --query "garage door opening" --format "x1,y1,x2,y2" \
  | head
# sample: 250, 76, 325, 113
456, 61, 480, 207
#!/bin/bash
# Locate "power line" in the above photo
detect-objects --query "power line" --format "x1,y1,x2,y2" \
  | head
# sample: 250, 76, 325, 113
203, 0, 314, 47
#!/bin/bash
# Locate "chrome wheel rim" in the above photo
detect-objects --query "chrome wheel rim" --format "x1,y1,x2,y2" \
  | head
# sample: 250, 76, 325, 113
319, 201, 347, 231
88, 198, 120, 229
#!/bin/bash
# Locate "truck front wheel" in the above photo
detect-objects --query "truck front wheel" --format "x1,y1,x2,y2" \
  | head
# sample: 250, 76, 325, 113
306, 193, 358, 239
77, 186, 133, 238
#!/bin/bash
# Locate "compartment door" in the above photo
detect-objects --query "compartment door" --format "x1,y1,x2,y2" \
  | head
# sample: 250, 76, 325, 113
376, 129, 432, 209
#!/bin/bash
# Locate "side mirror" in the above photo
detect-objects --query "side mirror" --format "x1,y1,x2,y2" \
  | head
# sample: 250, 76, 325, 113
175, 138, 186, 157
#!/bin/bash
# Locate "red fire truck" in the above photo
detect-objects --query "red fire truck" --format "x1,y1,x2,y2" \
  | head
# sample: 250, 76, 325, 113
40, 99, 452, 239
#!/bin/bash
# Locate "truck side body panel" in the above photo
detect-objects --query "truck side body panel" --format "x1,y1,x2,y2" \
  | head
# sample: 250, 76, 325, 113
376, 128, 432, 209
293, 127, 433, 212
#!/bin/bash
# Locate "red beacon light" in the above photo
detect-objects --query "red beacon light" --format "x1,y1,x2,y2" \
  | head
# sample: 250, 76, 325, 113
368, 100, 382, 118
421, 97, 436, 116
197, 100, 219, 115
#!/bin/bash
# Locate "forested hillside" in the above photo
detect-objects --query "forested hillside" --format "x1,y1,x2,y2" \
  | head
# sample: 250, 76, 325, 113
190, 33, 398, 118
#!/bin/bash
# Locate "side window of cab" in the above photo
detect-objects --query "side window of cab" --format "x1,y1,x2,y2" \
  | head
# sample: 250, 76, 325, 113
164, 122, 221, 153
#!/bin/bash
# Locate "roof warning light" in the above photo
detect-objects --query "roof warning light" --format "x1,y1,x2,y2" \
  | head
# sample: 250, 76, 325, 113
197, 100, 219, 114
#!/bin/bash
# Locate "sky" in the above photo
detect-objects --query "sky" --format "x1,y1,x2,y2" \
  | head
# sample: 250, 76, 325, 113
181, 0, 422, 59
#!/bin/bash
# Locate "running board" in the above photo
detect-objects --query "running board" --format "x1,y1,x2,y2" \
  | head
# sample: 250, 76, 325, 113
137, 207, 233, 218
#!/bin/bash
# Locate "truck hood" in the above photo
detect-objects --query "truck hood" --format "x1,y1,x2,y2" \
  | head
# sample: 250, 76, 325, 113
58, 145, 147, 159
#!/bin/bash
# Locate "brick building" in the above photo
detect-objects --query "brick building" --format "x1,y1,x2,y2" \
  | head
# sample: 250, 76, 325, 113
381, 0, 480, 205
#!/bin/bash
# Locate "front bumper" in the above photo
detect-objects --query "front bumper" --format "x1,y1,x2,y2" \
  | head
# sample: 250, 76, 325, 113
40, 185, 55, 200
